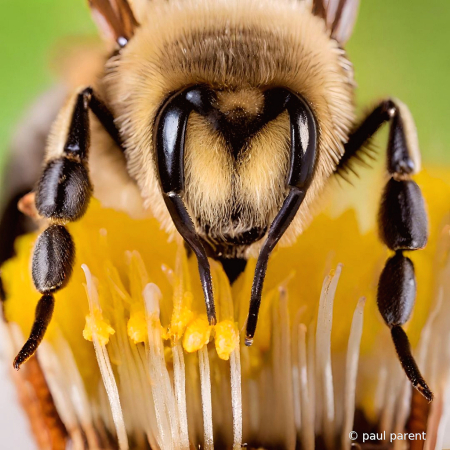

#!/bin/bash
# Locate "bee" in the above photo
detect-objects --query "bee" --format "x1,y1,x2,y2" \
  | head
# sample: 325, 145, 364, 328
0, 0, 432, 402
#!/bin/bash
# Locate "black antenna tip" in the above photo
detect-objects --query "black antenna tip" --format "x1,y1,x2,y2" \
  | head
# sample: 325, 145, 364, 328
208, 315, 217, 326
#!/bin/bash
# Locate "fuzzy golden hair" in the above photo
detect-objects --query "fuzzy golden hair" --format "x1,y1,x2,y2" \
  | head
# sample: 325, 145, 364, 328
44, 0, 356, 257
101, 0, 355, 256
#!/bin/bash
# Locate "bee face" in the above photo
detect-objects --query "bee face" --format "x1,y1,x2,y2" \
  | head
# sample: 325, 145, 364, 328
10, 0, 435, 400
105, 0, 355, 257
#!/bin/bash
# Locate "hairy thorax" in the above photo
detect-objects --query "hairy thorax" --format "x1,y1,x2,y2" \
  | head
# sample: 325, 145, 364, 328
105, 0, 355, 258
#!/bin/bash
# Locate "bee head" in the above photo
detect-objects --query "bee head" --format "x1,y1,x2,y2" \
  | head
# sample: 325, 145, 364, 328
98, 0, 358, 256
153, 84, 318, 258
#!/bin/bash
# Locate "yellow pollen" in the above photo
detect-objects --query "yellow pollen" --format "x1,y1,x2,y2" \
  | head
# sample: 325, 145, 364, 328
169, 293, 195, 342
182, 314, 212, 353
214, 320, 239, 360
127, 310, 147, 344
83, 308, 115, 345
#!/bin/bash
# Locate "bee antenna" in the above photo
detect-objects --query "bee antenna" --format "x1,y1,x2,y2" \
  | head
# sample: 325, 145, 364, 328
154, 86, 318, 338
245, 89, 317, 345
154, 86, 217, 326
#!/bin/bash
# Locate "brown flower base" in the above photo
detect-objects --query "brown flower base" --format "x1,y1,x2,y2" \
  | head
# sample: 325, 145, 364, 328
11, 355, 67, 449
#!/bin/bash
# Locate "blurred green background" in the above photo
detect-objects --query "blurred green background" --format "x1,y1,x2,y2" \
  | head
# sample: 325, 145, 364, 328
0, 0, 449, 173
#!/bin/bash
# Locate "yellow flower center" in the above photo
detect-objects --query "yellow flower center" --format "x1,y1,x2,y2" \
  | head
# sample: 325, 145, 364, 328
2, 167, 450, 448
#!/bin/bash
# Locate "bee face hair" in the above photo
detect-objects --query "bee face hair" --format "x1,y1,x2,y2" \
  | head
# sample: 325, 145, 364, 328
105, 0, 355, 257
